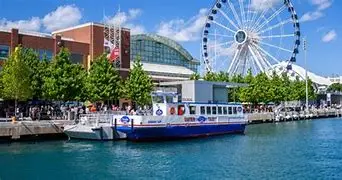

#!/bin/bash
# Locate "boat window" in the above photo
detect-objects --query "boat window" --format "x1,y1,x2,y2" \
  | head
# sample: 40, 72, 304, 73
206, 106, 211, 115
190, 106, 196, 115
223, 107, 228, 115
233, 107, 237, 114
218, 106, 222, 115
178, 105, 185, 115
212, 106, 217, 115
152, 96, 164, 103
166, 96, 174, 103
200, 106, 205, 115
228, 107, 233, 114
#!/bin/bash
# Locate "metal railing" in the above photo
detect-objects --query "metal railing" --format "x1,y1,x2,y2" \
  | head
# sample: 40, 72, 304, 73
78, 111, 126, 127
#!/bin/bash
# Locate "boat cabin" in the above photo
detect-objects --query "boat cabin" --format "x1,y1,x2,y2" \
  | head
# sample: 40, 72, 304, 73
151, 92, 243, 117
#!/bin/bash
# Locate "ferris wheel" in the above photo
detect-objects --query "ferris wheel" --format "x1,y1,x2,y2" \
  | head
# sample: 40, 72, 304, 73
201, 0, 301, 76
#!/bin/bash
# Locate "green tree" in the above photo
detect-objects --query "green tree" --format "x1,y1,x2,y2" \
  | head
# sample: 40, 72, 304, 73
43, 48, 86, 101
328, 83, 342, 92
216, 71, 230, 82
125, 56, 154, 106
203, 72, 217, 81
268, 71, 284, 104
85, 55, 122, 102
1, 47, 32, 114
190, 73, 201, 80
20, 48, 47, 100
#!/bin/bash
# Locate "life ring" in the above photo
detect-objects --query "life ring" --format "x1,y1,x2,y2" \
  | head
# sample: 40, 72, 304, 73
169, 107, 176, 115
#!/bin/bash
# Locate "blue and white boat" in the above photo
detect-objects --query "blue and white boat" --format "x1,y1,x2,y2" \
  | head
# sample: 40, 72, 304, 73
113, 92, 247, 141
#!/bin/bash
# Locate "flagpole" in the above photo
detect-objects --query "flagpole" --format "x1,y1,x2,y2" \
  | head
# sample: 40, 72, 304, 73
304, 38, 309, 112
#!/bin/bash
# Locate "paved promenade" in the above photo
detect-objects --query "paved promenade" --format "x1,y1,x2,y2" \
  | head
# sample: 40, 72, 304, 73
0, 120, 73, 141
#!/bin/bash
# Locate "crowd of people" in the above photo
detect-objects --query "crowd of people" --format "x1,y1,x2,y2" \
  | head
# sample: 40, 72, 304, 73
0, 102, 151, 121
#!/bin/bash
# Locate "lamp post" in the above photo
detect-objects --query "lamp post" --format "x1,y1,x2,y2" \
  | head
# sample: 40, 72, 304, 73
303, 38, 309, 112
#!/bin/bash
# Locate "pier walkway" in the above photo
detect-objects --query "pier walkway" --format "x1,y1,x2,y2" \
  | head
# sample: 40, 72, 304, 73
247, 108, 342, 124
0, 120, 73, 141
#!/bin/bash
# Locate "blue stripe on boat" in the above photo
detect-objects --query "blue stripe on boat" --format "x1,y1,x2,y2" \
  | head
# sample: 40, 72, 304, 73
116, 124, 246, 141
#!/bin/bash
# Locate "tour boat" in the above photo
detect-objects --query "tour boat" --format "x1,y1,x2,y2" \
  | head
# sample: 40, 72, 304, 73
113, 92, 247, 141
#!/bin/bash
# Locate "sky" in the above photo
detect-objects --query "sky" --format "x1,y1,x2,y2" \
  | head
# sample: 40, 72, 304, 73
0, 0, 341, 77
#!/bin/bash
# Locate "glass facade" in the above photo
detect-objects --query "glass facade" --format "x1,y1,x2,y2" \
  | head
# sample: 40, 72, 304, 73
37, 49, 53, 60
130, 34, 199, 72
71, 53, 84, 64
0, 45, 10, 60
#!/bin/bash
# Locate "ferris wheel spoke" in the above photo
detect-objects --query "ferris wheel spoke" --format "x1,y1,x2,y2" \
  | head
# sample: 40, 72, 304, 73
255, 5, 286, 32
207, 33, 234, 38
212, 20, 236, 34
248, 45, 265, 72
228, 47, 242, 74
250, 8, 270, 32
259, 18, 292, 34
260, 34, 295, 39
251, 45, 270, 70
238, 0, 247, 28
217, 9, 240, 30
246, 0, 252, 27
249, 55, 259, 75
259, 41, 293, 53
253, 43, 280, 64
225, 0, 243, 28
209, 40, 234, 49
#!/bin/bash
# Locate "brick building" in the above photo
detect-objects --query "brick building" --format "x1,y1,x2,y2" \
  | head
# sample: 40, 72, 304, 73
0, 22, 130, 77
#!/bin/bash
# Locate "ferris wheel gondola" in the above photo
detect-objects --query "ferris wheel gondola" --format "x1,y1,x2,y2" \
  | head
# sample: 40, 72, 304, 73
202, 0, 301, 76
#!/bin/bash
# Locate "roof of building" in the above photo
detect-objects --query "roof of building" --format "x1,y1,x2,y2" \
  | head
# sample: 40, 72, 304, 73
132, 62, 195, 76
52, 22, 130, 34
159, 80, 248, 88
131, 34, 200, 64
0, 28, 75, 41
271, 61, 332, 86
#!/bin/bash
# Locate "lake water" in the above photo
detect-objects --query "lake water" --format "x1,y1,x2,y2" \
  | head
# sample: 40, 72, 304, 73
1, 118, 342, 179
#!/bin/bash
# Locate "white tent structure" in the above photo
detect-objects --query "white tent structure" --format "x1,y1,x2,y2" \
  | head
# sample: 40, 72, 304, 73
270, 61, 332, 87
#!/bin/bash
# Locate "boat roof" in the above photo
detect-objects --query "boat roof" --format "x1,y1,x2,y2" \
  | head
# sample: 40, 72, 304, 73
159, 80, 248, 88
152, 92, 178, 96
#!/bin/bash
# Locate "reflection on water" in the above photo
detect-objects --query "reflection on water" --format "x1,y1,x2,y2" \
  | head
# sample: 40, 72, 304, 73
1, 118, 342, 179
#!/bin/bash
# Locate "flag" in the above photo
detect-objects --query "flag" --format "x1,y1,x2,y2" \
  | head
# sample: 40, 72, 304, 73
109, 47, 120, 62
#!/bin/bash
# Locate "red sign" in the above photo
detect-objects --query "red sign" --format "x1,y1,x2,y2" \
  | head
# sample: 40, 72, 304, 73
108, 48, 120, 62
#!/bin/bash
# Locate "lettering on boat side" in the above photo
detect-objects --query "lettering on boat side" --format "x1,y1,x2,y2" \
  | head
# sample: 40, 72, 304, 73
208, 117, 217, 121
148, 120, 162, 124
184, 117, 196, 122
197, 116, 207, 123
182, 97, 193, 101
156, 109, 163, 116
121, 116, 130, 124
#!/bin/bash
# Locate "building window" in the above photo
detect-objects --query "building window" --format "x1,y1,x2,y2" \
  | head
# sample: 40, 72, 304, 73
38, 49, 53, 60
71, 53, 84, 64
0, 45, 10, 60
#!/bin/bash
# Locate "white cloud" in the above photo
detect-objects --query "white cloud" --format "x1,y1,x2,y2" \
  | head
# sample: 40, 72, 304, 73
300, 0, 333, 22
106, 8, 145, 35
311, 0, 333, 10
0, 17, 41, 32
322, 30, 337, 42
43, 5, 82, 32
156, 8, 208, 42
251, 0, 282, 11
300, 11, 324, 22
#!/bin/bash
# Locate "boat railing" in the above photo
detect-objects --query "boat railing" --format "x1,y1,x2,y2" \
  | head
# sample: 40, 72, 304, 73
78, 111, 126, 127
